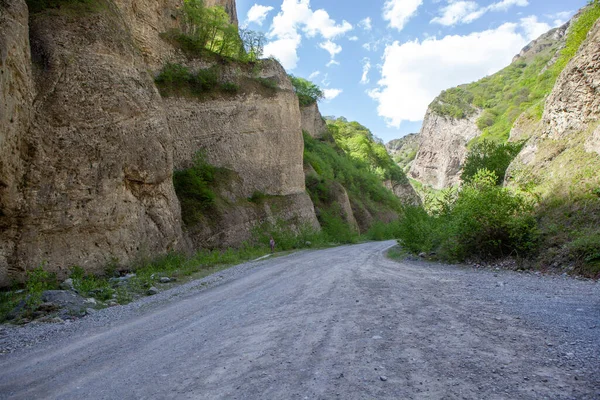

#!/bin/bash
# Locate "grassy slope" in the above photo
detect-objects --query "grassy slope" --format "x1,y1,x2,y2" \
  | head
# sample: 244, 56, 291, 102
429, 3, 600, 145
303, 130, 404, 236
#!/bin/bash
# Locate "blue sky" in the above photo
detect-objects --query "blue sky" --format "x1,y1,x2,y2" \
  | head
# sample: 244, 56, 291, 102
236, 0, 586, 143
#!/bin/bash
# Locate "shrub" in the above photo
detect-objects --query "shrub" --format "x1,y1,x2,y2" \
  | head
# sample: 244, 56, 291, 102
461, 139, 524, 185
253, 77, 278, 90
25, 266, 57, 309
397, 170, 539, 261
155, 64, 219, 97
69, 266, 114, 301
173, 152, 217, 225
220, 82, 239, 93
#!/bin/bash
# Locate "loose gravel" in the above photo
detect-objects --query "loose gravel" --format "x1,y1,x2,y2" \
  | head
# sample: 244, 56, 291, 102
0, 241, 598, 399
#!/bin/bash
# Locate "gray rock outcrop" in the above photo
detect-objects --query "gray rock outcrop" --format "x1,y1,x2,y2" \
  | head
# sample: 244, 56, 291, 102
507, 19, 600, 183
542, 21, 600, 140
300, 103, 328, 138
409, 110, 481, 189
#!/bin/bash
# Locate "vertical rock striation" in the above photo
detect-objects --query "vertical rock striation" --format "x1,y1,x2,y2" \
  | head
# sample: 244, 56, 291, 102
409, 110, 481, 190
300, 103, 328, 138
0, 0, 34, 286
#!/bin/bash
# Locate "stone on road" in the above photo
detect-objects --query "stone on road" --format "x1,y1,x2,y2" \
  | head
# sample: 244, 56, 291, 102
0, 241, 598, 399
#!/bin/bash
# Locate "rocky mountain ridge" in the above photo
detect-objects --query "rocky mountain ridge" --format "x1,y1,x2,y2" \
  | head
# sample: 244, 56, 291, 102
403, 13, 576, 190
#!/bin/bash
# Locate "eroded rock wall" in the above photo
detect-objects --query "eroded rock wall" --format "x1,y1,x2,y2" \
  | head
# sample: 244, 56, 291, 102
0, 0, 34, 286
166, 59, 319, 247
409, 110, 481, 189
0, 1, 186, 284
506, 19, 600, 184
300, 103, 328, 138
543, 20, 600, 140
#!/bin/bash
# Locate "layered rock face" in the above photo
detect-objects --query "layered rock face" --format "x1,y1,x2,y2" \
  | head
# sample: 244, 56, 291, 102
166, 60, 319, 247
300, 103, 328, 138
0, 0, 34, 286
409, 110, 481, 189
507, 19, 600, 182
112, 0, 181, 66
543, 20, 600, 141
0, 0, 185, 285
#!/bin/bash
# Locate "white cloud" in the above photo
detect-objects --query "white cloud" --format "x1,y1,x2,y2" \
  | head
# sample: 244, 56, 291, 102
319, 40, 342, 66
359, 17, 373, 31
431, 1, 478, 26
520, 15, 551, 41
308, 70, 321, 80
263, 0, 353, 70
360, 58, 371, 84
432, 0, 528, 26
488, 0, 528, 12
323, 88, 343, 100
264, 37, 302, 69
245, 4, 274, 26
546, 10, 574, 27
305, 9, 353, 39
319, 40, 342, 58
383, 0, 423, 32
369, 23, 528, 127
348, 36, 359, 41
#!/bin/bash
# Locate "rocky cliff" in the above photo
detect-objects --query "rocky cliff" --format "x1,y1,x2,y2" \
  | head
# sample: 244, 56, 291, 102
300, 103, 328, 138
0, 0, 34, 286
409, 110, 481, 189
165, 59, 319, 247
0, 0, 310, 285
386, 133, 419, 172
507, 18, 600, 186
0, 0, 187, 286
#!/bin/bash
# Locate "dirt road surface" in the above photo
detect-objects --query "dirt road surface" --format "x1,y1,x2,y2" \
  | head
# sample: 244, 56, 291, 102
0, 241, 598, 399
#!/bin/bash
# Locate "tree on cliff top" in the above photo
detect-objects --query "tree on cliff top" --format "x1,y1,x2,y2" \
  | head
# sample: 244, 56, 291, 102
289, 76, 324, 106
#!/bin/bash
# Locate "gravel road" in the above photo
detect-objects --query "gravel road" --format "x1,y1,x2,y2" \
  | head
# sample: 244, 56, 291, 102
0, 241, 599, 399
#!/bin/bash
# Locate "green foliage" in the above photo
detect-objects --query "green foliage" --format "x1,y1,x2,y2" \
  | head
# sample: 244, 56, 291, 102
155, 63, 228, 97
69, 266, 114, 301
25, 266, 57, 309
427, 4, 600, 143
175, 0, 264, 62
173, 152, 217, 225
318, 206, 360, 244
429, 87, 476, 119
248, 191, 268, 203
550, 1, 600, 77
289, 76, 324, 106
327, 118, 409, 187
461, 140, 524, 185
397, 170, 539, 261
303, 132, 402, 213
253, 77, 279, 90
253, 219, 329, 250
365, 220, 403, 241
220, 82, 239, 93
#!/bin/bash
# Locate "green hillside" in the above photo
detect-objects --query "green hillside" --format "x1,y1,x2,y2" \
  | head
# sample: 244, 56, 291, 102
430, 2, 600, 144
